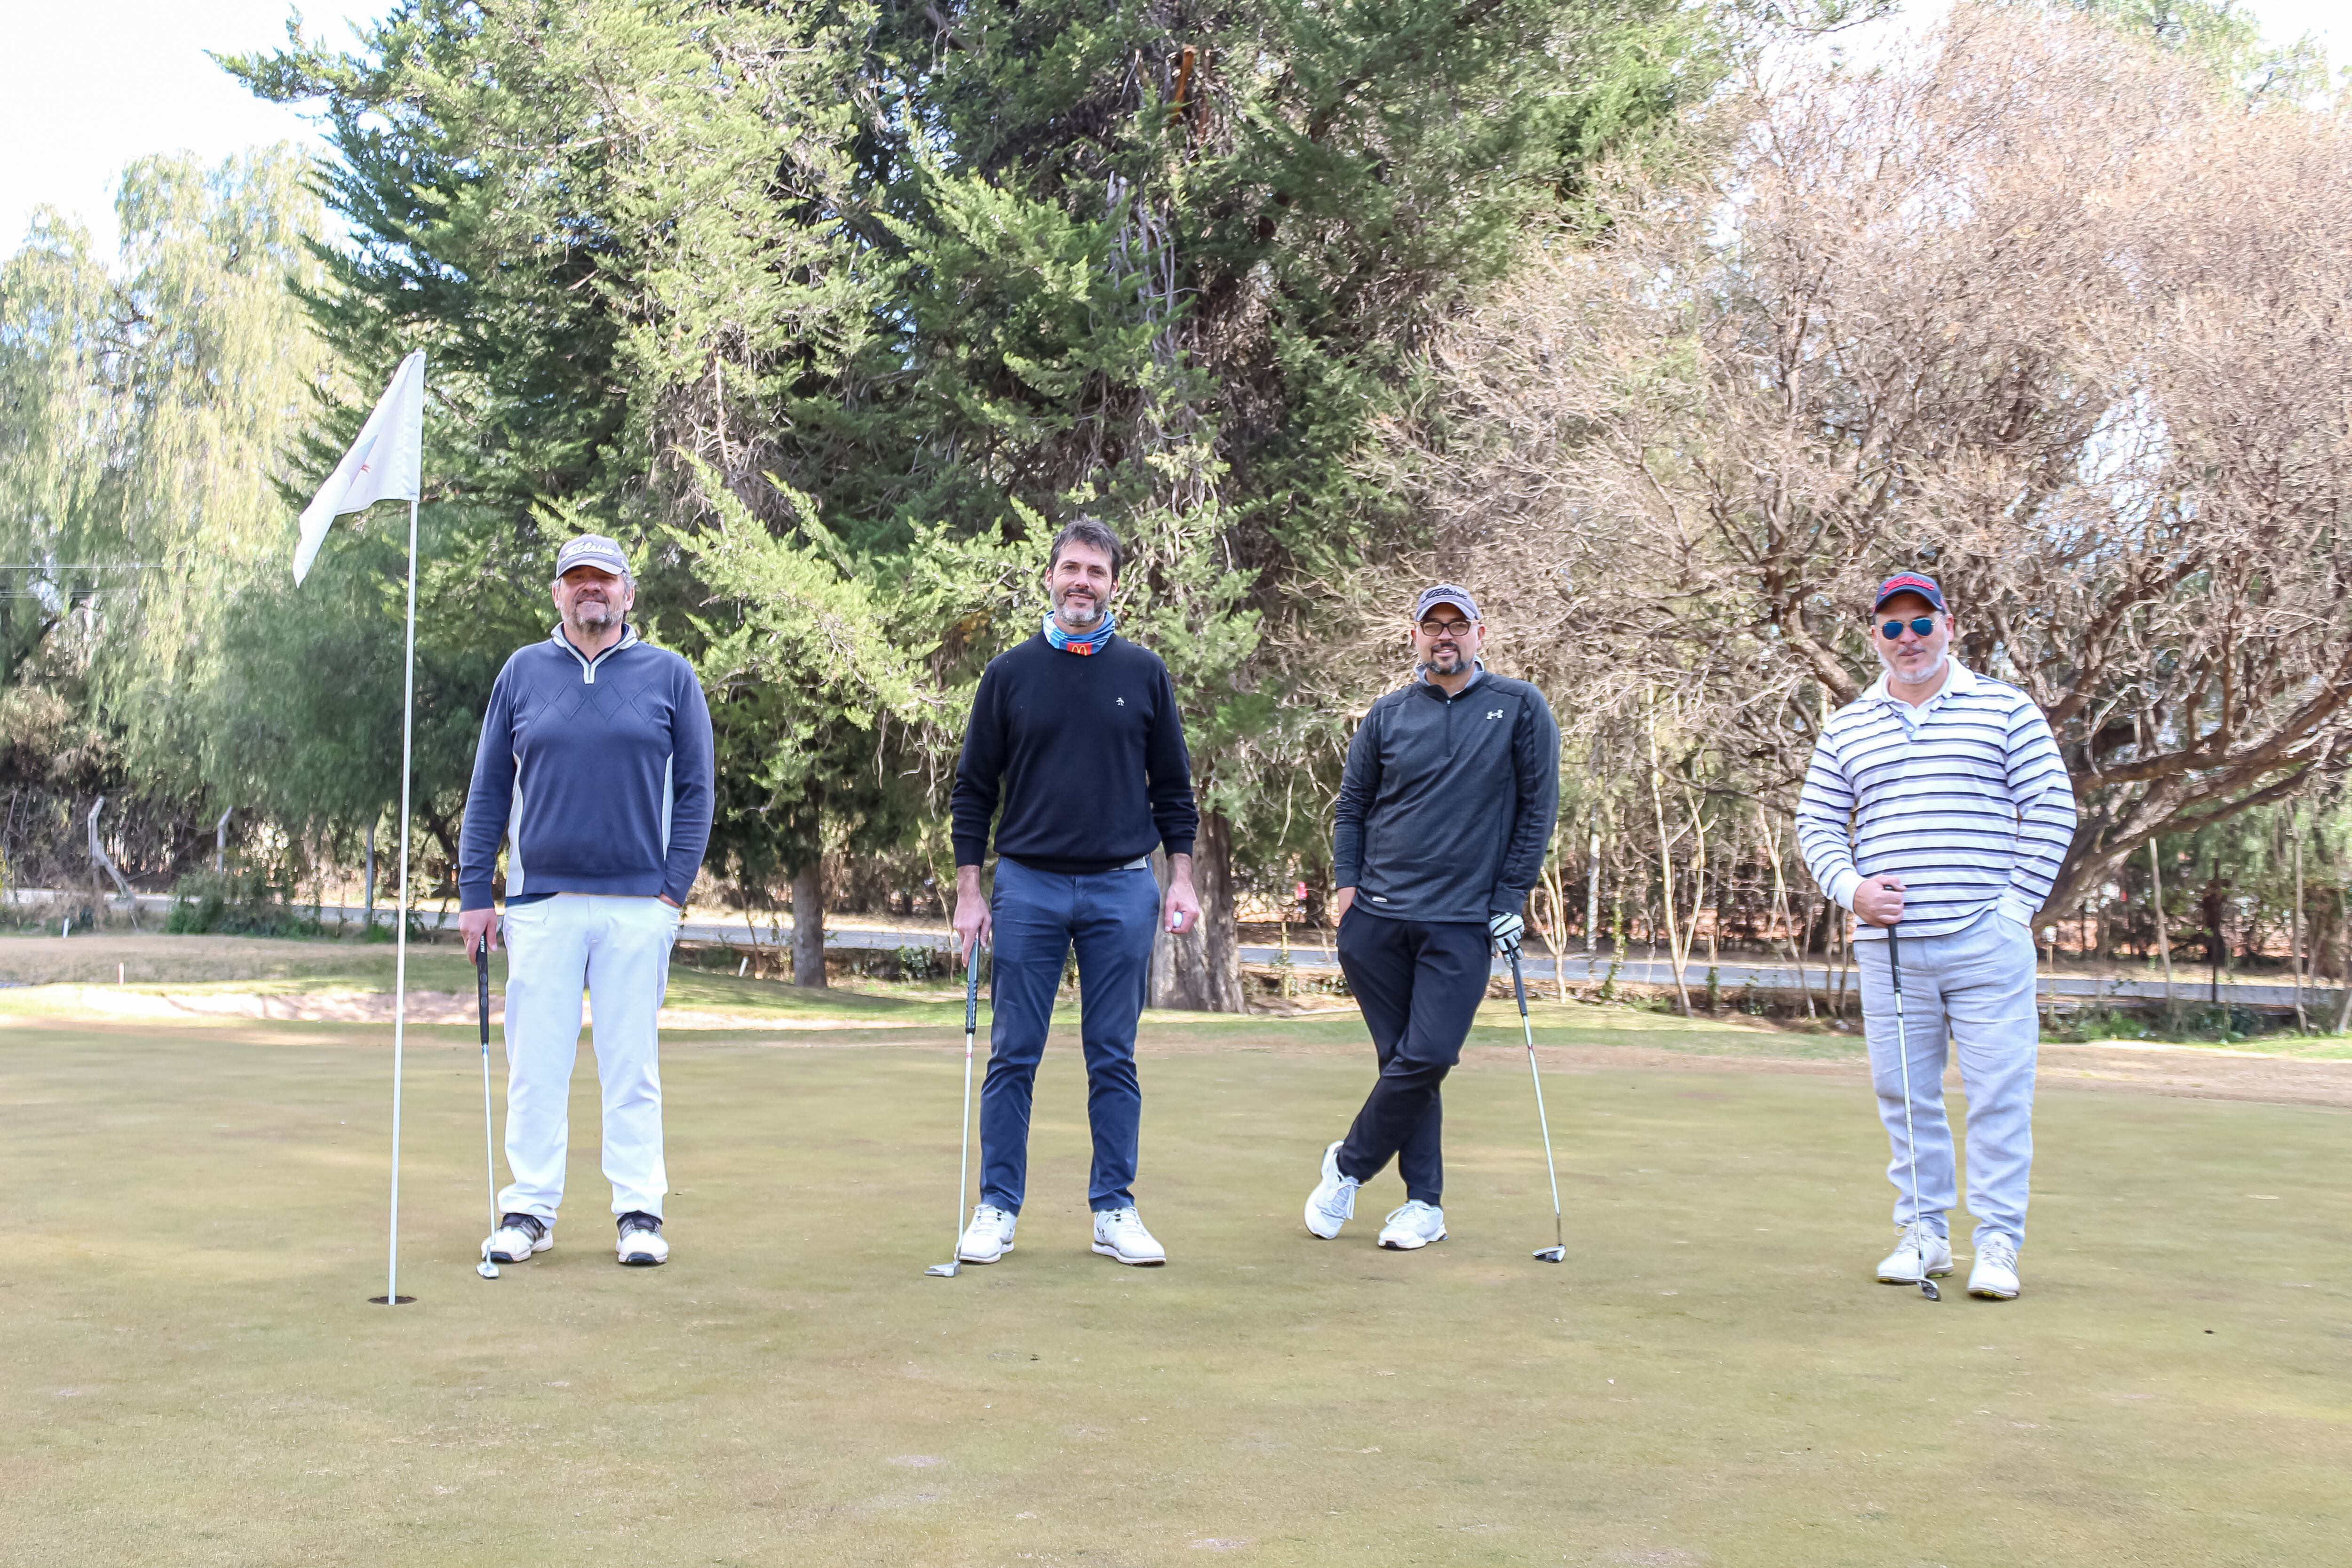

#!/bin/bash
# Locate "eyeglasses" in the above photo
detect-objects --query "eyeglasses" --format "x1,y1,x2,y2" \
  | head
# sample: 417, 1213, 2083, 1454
1881, 617, 1938, 640
1418, 619, 1476, 638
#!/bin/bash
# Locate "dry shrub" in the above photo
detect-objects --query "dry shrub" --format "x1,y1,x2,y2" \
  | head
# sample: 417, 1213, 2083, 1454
1384, 5, 2352, 912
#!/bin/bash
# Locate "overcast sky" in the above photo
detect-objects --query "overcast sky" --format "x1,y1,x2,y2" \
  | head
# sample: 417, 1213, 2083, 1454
1, 0, 385, 259
0, 0, 2342, 261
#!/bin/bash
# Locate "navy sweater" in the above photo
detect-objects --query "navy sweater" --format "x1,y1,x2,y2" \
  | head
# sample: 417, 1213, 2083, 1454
951, 632, 1198, 874
458, 628, 715, 909
1332, 671, 1561, 923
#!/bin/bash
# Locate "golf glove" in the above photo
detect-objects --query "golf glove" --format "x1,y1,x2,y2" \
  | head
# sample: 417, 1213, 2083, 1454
1487, 910, 1525, 958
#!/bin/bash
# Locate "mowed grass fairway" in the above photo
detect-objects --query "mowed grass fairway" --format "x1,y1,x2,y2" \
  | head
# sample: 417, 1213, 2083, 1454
5, 949, 2349, 1566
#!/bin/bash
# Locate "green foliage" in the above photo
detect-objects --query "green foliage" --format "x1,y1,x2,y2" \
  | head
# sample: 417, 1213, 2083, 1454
0, 0, 1720, 932
680, 470, 928, 883
0, 149, 334, 882
165, 866, 324, 938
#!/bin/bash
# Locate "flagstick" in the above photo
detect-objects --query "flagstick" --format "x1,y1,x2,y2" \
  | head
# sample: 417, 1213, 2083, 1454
381, 496, 421, 1306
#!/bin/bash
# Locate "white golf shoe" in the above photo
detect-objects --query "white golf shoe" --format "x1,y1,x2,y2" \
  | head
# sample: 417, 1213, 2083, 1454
616, 1211, 667, 1266
1876, 1222, 1953, 1284
957, 1203, 1018, 1264
1969, 1234, 2021, 1299
484, 1212, 551, 1264
1303, 1141, 1360, 1239
1091, 1206, 1166, 1266
1377, 1200, 1447, 1251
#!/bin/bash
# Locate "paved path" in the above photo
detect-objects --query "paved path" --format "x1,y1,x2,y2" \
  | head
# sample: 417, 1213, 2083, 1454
1235, 944, 2332, 1011
24, 890, 2328, 1011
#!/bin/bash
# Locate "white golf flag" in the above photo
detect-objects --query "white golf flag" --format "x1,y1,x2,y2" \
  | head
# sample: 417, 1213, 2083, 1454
294, 350, 425, 584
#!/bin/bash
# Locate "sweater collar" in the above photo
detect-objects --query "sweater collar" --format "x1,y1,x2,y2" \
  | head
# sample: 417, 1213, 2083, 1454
550, 623, 639, 683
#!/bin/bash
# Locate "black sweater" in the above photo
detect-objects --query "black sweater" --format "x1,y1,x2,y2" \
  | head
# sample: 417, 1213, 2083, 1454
951, 633, 1199, 874
1332, 671, 1561, 923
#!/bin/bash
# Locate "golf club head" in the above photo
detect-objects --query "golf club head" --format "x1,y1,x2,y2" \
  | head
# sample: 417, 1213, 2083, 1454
476, 1258, 500, 1279
923, 1262, 961, 1277
1532, 1246, 1566, 1263
1919, 1278, 1940, 1302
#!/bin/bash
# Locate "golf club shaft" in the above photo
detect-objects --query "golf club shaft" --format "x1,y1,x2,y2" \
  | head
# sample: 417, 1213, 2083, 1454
477, 944, 499, 1252
1888, 924, 1933, 1298
952, 945, 979, 1257
1510, 952, 1565, 1252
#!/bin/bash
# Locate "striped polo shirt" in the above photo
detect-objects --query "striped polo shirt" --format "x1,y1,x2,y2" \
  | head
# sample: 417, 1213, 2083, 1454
1796, 660, 2077, 941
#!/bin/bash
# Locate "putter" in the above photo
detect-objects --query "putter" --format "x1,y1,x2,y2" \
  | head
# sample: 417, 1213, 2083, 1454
475, 942, 500, 1281
925, 943, 984, 1278
1888, 927, 1939, 1302
1509, 951, 1568, 1263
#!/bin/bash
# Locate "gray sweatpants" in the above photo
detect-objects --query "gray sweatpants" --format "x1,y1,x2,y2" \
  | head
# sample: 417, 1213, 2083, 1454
1855, 908, 2040, 1249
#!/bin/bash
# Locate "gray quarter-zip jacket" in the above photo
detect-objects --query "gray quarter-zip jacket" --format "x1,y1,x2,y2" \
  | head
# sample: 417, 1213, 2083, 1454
1331, 669, 1561, 924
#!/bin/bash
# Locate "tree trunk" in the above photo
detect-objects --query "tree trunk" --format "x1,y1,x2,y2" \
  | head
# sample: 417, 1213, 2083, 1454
1150, 812, 1244, 1012
790, 860, 826, 987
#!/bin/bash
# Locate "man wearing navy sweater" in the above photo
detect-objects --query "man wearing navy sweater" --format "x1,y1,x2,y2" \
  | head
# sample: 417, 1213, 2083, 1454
455, 535, 714, 1269
948, 518, 1201, 1268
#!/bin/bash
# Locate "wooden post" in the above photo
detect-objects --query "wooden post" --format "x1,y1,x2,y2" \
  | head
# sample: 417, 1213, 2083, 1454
2148, 837, 2172, 1010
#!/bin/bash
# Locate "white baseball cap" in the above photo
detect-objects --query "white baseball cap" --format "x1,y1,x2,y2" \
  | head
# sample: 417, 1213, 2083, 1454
556, 534, 632, 579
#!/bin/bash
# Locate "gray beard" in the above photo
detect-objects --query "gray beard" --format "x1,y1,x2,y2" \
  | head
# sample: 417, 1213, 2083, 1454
1888, 650, 1948, 687
1055, 597, 1104, 631
568, 602, 619, 636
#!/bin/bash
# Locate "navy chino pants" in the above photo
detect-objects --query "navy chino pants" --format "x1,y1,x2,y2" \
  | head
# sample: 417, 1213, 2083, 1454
1334, 907, 1493, 1205
979, 856, 1160, 1214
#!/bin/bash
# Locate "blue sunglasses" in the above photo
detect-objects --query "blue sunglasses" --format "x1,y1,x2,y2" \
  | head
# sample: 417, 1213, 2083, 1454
1880, 616, 1938, 640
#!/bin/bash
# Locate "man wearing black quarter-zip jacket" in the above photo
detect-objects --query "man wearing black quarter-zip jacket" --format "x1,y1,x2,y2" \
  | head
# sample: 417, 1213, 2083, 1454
1303, 583, 1560, 1252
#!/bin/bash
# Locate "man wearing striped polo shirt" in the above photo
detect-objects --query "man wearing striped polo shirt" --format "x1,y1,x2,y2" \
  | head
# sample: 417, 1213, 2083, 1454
1797, 573, 2076, 1300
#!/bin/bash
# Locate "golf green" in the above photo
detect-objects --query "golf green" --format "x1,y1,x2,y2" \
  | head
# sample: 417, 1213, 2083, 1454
5, 1012, 2347, 1565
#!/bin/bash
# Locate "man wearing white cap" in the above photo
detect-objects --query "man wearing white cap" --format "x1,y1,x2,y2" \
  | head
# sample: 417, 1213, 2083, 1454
457, 535, 714, 1268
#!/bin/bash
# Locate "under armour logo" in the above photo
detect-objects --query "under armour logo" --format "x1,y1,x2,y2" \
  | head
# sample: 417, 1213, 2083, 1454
1486, 708, 1504, 720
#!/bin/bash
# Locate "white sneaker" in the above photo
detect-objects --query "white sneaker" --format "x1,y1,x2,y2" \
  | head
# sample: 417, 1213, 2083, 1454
1377, 1200, 1446, 1251
1876, 1222, 1952, 1284
1969, 1234, 2021, 1299
957, 1203, 1018, 1264
1303, 1141, 1360, 1239
616, 1211, 667, 1266
484, 1212, 551, 1264
1091, 1206, 1166, 1266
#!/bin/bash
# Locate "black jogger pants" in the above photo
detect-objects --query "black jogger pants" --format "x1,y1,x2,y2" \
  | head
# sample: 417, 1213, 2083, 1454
1333, 907, 1492, 1205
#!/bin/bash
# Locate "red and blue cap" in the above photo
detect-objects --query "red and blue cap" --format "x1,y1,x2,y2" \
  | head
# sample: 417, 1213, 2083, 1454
1872, 573, 1946, 614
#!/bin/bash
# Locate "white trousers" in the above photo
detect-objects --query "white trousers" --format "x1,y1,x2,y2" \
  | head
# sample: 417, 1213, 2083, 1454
497, 893, 679, 1222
